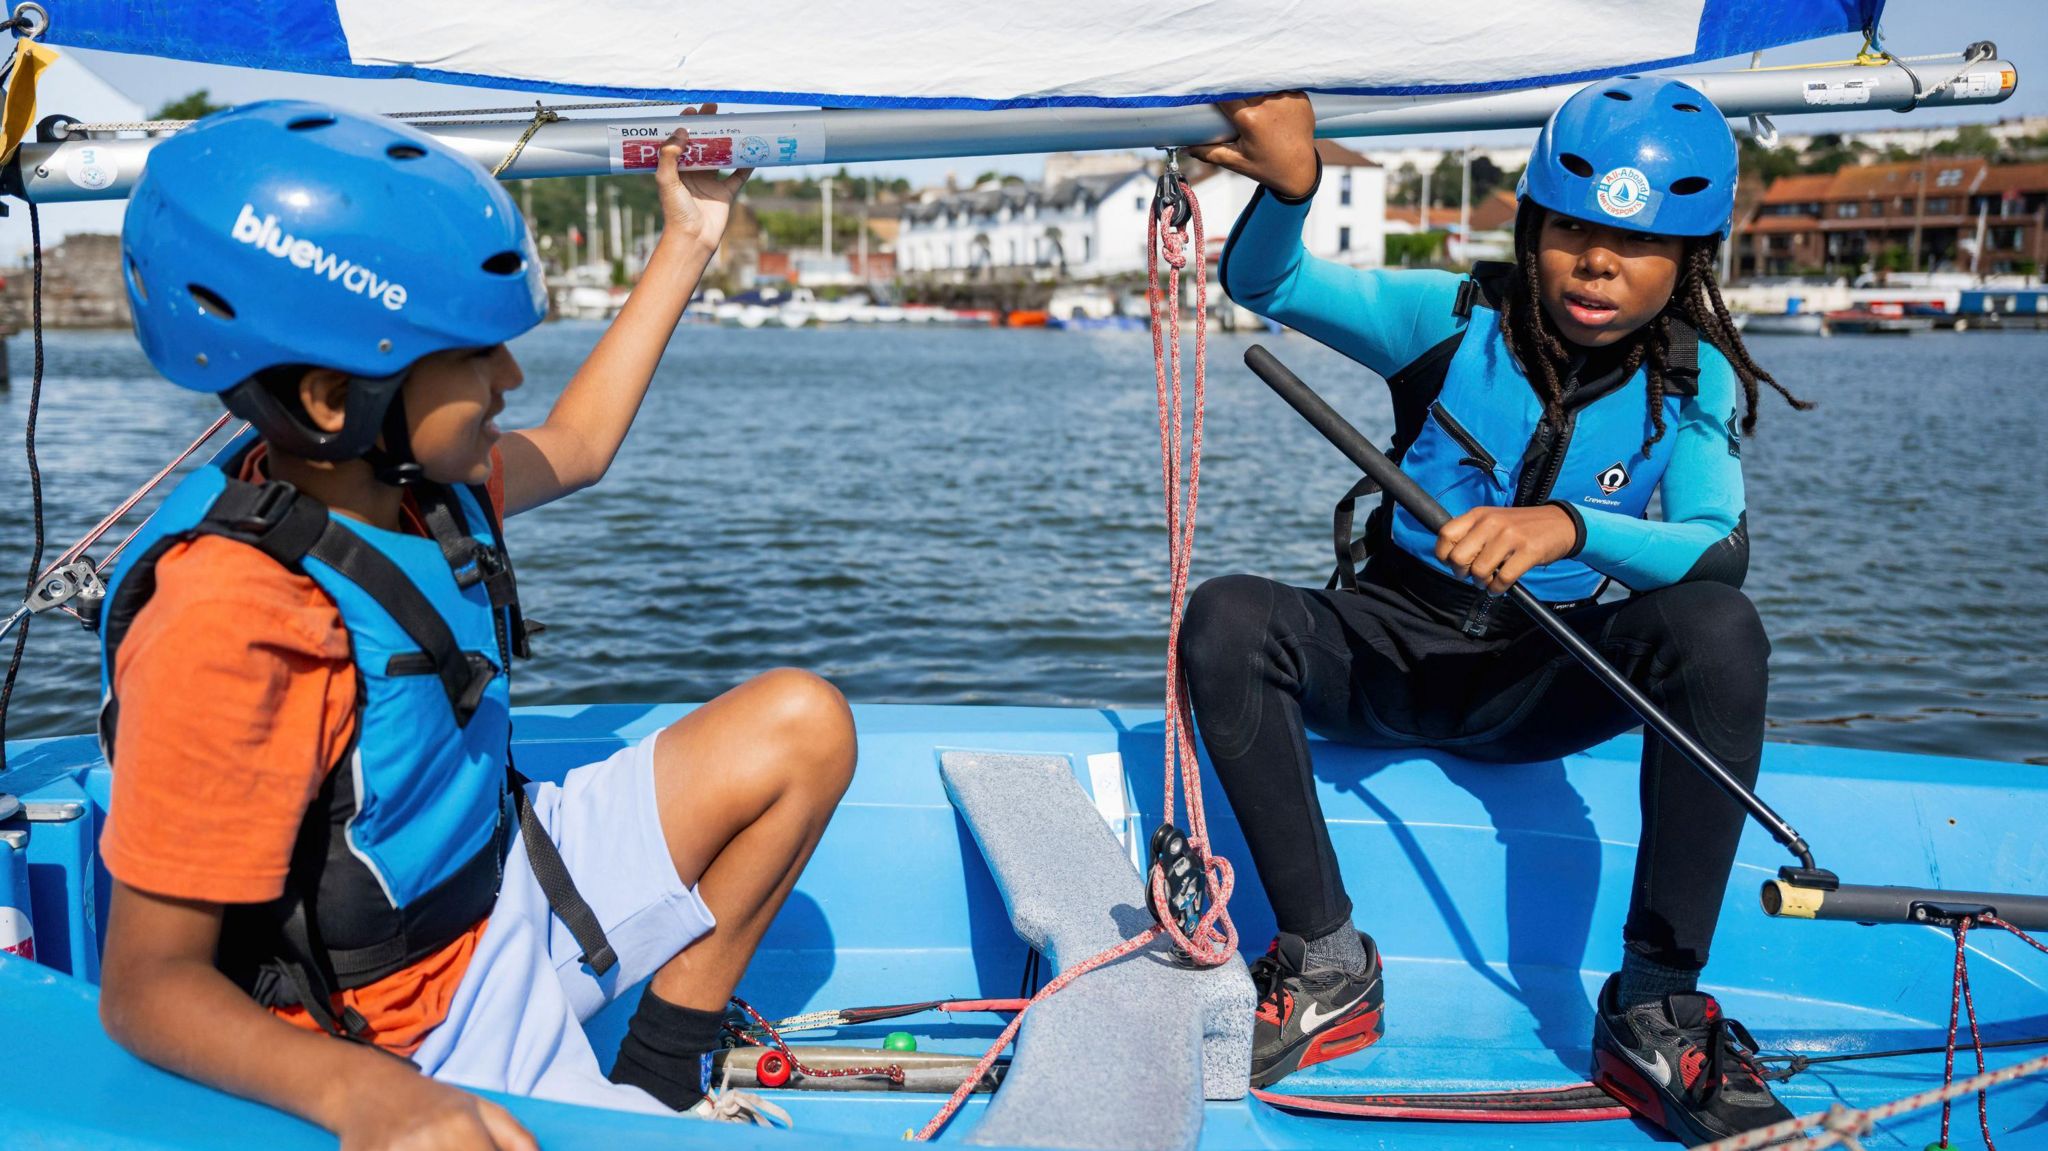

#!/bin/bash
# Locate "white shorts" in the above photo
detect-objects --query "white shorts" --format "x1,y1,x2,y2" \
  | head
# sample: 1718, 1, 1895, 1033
410, 731, 716, 1114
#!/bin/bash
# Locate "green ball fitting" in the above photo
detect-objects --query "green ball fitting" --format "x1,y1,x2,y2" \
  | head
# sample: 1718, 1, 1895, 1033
1925, 1143, 1955, 1151
884, 1031, 918, 1052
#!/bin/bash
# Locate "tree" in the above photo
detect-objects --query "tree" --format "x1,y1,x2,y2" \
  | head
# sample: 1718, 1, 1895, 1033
1388, 162, 1422, 207
153, 89, 226, 120
1932, 123, 2000, 158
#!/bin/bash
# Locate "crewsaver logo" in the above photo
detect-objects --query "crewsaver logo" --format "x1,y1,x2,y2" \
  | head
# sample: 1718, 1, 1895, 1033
1595, 461, 1631, 495
230, 204, 409, 312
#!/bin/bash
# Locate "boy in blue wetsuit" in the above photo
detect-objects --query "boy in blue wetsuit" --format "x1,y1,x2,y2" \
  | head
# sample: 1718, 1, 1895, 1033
1183, 82, 1810, 1145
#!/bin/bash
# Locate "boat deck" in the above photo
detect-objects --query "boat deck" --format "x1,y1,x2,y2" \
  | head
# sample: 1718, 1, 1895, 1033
3, 703, 2044, 1148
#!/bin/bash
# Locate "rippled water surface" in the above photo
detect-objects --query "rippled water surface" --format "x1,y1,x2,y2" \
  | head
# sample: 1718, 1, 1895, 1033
3, 324, 2044, 765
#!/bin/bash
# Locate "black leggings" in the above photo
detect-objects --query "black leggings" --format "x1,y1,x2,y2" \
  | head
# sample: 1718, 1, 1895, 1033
1179, 572, 1769, 971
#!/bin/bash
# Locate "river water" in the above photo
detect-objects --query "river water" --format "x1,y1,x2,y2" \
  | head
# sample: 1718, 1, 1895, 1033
3, 323, 2044, 765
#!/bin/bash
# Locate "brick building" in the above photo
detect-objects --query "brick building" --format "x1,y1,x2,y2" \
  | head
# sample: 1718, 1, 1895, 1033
1739, 159, 2048, 278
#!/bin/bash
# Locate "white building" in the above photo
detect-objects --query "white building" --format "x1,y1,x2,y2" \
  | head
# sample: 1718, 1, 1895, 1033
1189, 141, 1386, 271
897, 141, 1385, 282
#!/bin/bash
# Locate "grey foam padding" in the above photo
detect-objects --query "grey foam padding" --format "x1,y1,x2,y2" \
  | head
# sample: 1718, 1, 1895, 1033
939, 751, 1254, 1151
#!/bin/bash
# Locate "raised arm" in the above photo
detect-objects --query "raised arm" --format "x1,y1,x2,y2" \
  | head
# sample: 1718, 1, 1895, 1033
497, 110, 753, 516
1195, 94, 1462, 378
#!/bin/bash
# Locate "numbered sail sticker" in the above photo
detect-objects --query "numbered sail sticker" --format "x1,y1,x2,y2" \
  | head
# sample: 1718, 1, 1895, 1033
1802, 78, 1874, 107
609, 120, 824, 173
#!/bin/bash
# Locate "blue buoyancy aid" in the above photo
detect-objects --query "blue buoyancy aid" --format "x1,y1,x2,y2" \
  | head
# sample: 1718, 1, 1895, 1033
1389, 314, 1690, 602
97, 429, 529, 1031
1335, 264, 1698, 607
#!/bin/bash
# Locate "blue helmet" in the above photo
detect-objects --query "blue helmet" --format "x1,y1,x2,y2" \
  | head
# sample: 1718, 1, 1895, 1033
1515, 77, 1737, 239
122, 100, 547, 461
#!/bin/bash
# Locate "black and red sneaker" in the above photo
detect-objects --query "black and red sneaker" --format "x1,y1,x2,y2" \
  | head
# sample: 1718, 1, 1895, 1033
1591, 973, 1796, 1147
1247, 931, 1384, 1088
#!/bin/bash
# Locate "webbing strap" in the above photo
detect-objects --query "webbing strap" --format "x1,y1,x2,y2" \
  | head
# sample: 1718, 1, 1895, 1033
514, 779, 617, 976
204, 480, 496, 725
1664, 318, 1702, 395
1327, 475, 1380, 592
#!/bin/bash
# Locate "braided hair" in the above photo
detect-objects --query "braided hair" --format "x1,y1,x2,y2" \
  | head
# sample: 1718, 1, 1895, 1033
1499, 203, 1811, 453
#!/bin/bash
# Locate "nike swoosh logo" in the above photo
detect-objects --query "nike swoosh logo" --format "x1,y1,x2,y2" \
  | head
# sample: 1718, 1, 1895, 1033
1299, 988, 1371, 1033
1620, 1045, 1673, 1087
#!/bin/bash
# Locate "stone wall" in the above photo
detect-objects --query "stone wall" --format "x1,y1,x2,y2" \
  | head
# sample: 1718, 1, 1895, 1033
1, 233, 131, 330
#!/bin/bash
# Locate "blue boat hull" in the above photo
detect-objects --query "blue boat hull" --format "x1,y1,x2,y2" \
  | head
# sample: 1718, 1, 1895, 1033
3, 703, 2044, 1148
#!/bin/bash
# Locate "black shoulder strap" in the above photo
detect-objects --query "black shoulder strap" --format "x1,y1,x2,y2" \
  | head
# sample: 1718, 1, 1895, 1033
204, 480, 496, 726
1328, 273, 1494, 591
1663, 317, 1702, 397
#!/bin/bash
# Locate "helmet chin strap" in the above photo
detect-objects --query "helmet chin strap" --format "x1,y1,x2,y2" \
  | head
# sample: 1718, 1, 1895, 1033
362, 387, 426, 487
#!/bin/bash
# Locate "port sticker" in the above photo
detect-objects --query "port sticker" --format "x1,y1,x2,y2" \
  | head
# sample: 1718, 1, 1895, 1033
1801, 78, 1874, 107
609, 120, 823, 173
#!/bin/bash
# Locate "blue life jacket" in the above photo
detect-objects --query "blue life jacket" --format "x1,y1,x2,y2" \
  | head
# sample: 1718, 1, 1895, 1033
1332, 263, 1699, 622
97, 430, 610, 1037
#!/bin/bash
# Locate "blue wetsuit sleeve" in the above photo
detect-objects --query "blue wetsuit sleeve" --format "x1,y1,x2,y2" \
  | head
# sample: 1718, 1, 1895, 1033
1571, 350, 1749, 590
1218, 172, 1465, 377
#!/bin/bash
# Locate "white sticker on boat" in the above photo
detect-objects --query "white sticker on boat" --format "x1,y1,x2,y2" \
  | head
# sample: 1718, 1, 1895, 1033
0, 907, 32, 959
609, 120, 823, 173
1084, 751, 1145, 877
1802, 78, 1873, 106
1595, 167, 1650, 219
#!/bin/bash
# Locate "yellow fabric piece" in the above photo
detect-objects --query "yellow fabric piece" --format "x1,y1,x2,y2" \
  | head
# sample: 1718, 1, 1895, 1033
0, 37, 60, 165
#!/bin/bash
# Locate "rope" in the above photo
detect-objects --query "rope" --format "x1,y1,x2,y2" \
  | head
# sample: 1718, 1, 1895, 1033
1144, 158, 1237, 967
724, 996, 906, 1086
0, 202, 45, 774
489, 103, 561, 178
908, 156, 1239, 1142
1699, 912, 2048, 1151
59, 99, 690, 138
911, 928, 1162, 1140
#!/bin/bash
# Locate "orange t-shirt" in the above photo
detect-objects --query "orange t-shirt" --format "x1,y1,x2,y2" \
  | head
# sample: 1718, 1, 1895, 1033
100, 450, 508, 1056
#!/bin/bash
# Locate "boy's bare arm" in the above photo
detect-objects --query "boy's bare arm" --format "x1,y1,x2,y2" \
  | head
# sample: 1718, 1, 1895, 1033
498, 109, 752, 517
101, 880, 536, 1151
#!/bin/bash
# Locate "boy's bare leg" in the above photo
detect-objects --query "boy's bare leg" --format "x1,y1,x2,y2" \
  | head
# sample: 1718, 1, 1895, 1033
645, 666, 857, 1009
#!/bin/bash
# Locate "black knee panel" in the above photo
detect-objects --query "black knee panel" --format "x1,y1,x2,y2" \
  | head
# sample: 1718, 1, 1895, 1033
1180, 574, 1280, 680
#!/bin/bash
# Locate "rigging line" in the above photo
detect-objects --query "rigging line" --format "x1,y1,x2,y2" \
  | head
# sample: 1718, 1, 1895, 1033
1757, 1034, 2048, 1080
59, 99, 693, 138
0, 202, 46, 775
490, 103, 560, 178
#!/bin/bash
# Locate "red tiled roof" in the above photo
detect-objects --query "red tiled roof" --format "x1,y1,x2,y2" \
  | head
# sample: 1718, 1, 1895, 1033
1758, 173, 1834, 204
1760, 160, 2048, 207
1469, 189, 1519, 232
1314, 140, 1379, 168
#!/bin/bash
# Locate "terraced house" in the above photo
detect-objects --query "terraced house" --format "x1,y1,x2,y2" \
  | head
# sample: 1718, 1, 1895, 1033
1740, 159, 2048, 277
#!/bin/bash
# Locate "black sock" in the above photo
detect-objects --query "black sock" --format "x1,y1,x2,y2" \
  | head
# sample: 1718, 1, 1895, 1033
1615, 951, 1700, 1011
608, 992, 728, 1111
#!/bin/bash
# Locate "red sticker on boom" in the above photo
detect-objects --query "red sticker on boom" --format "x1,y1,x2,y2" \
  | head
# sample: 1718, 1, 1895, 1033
620, 136, 734, 170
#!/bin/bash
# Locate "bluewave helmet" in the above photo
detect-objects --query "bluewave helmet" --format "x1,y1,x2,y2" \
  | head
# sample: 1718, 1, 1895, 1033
122, 100, 548, 461
1516, 77, 1738, 239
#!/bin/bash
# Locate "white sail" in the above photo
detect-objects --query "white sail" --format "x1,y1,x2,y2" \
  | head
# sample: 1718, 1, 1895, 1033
44, 1, 1885, 108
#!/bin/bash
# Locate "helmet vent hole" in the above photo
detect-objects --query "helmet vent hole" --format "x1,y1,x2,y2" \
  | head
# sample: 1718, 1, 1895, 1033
286, 114, 337, 132
1670, 176, 1712, 196
1673, 102, 1701, 113
126, 259, 149, 304
481, 250, 526, 276
1558, 153, 1595, 178
387, 143, 428, 160
1601, 89, 1633, 101
187, 284, 237, 319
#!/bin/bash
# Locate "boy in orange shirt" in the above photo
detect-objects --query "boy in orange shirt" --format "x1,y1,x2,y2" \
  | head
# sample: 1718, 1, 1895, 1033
96, 102, 853, 1148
